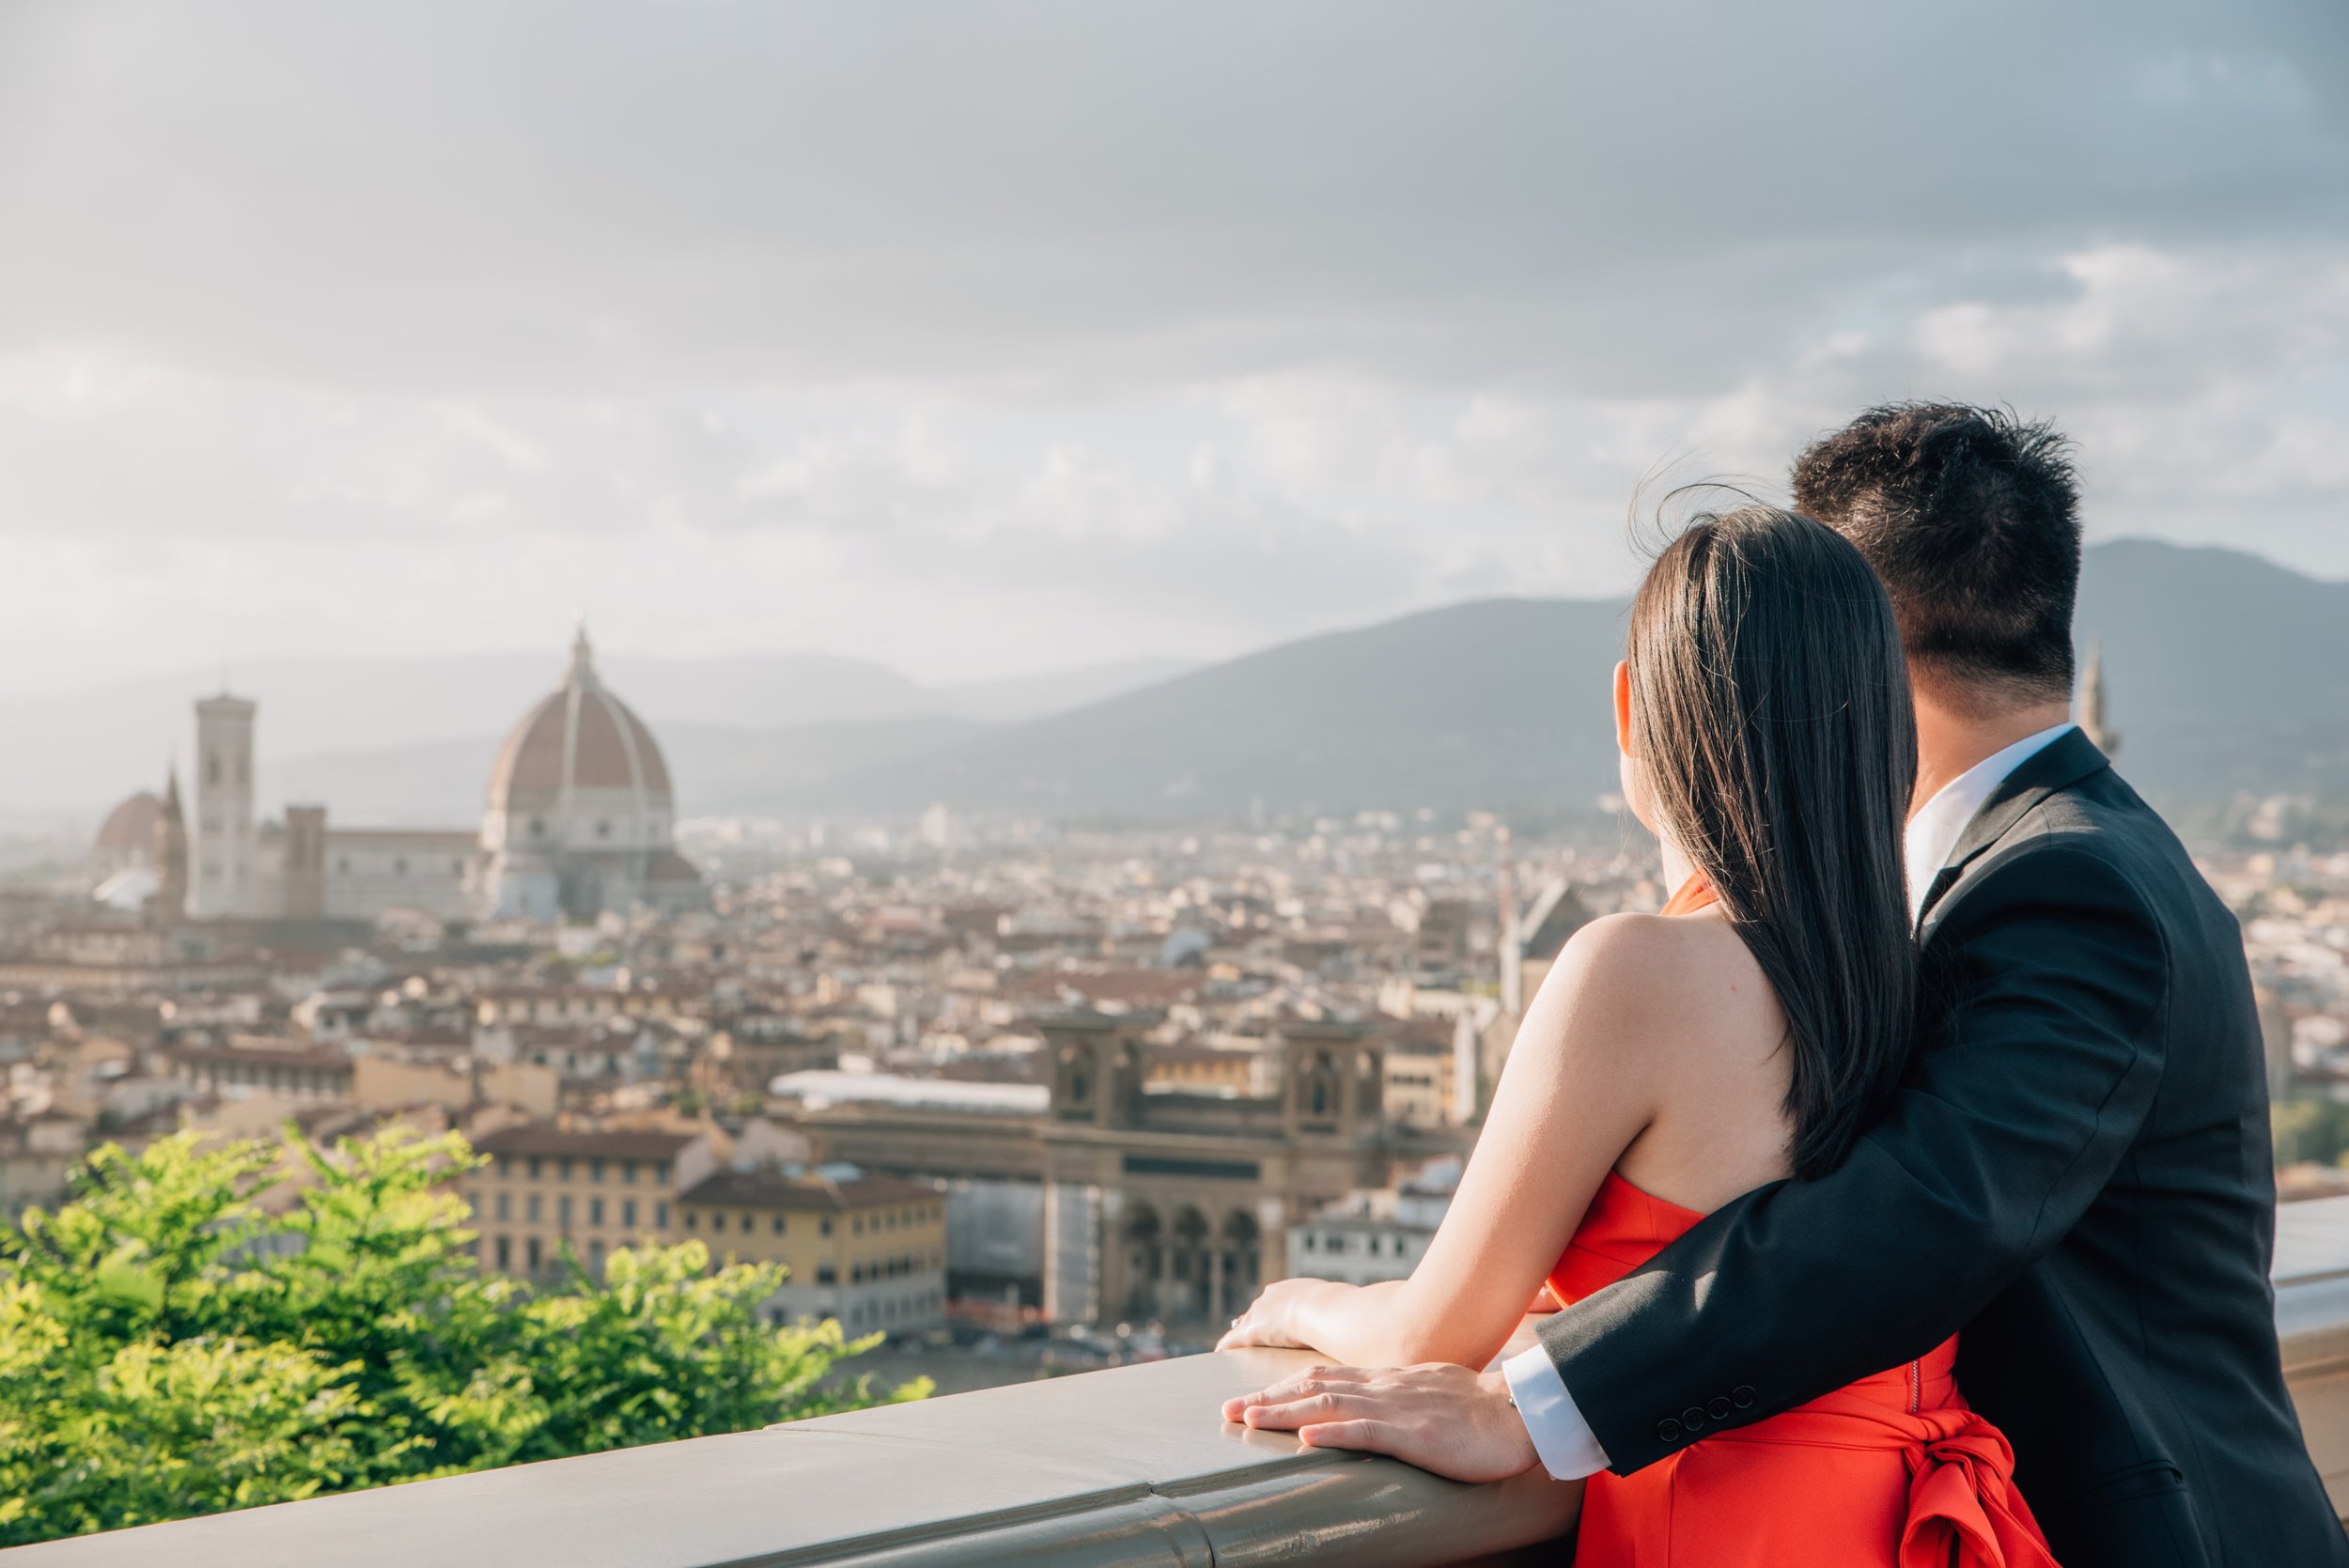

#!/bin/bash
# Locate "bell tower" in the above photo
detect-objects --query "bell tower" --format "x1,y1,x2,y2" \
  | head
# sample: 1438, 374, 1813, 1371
1043, 1014, 1146, 1129
190, 693, 257, 918
1280, 1020, 1385, 1141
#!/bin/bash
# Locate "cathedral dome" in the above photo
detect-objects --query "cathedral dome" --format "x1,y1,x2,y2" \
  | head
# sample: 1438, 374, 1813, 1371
485, 626, 673, 823
479, 624, 704, 921
94, 791, 163, 860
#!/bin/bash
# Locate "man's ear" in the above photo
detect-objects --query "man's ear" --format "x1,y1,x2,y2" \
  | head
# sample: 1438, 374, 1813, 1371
1613, 660, 1636, 755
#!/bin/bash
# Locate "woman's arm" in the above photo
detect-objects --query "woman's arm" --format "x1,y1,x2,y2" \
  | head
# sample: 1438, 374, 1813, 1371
1220, 914, 1677, 1369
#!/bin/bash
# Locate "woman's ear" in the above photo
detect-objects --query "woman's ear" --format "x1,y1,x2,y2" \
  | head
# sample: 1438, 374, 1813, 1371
1612, 660, 1635, 756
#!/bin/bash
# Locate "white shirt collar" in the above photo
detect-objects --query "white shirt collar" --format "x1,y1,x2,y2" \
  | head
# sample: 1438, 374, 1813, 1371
1904, 723, 2077, 923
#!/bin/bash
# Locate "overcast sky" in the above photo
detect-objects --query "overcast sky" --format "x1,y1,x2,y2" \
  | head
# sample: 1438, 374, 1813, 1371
2, 0, 2345, 693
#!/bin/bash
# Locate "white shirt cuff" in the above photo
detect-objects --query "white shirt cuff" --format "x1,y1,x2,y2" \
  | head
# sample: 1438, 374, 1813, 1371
1501, 1343, 1611, 1481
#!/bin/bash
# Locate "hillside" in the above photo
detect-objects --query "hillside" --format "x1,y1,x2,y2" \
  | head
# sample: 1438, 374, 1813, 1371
789, 537, 2349, 819
793, 597, 1631, 818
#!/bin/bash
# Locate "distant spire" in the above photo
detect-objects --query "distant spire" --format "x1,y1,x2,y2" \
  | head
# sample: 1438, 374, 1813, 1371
568, 614, 597, 687
2079, 642, 2121, 757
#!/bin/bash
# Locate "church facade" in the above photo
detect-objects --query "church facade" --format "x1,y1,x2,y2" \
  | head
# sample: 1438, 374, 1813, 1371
92, 626, 706, 927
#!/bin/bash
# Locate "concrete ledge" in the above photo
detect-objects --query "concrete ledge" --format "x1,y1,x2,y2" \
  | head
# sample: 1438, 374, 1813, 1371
15, 1194, 2349, 1563
0, 1347, 1582, 1568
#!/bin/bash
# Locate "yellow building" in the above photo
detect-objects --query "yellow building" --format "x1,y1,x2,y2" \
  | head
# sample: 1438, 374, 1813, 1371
676, 1164, 946, 1337
1380, 1026, 1460, 1129
469, 1124, 715, 1281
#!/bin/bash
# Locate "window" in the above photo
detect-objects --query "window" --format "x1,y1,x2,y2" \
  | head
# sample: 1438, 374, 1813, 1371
589, 1198, 604, 1227
739, 1212, 753, 1234
852, 1218, 863, 1236
622, 1197, 638, 1229
588, 1241, 605, 1271
557, 1195, 572, 1229
526, 1237, 542, 1273
820, 1217, 832, 1237
591, 1159, 605, 1183
622, 1161, 638, 1186
494, 1235, 511, 1270
817, 1263, 835, 1285
495, 1192, 511, 1222
656, 1201, 669, 1229
526, 1194, 542, 1223
685, 1210, 699, 1231
558, 1158, 574, 1181
770, 1215, 785, 1235
528, 1157, 542, 1180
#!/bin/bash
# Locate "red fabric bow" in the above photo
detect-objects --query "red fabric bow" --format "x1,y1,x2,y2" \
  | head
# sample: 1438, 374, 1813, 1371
1899, 1413, 2062, 1568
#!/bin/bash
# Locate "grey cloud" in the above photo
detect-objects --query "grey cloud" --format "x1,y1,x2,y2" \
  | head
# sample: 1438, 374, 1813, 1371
0, 1, 2342, 393
2, 1, 2346, 694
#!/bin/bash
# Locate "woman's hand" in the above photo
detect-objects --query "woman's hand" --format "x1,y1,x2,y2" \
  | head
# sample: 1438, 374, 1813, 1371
1217, 1278, 1349, 1352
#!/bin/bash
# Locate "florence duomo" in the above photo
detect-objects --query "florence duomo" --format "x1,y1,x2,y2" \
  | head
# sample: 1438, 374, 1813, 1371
86, 624, 707, 929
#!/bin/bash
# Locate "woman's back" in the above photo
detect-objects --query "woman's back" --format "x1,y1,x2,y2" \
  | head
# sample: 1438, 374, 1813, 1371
1582, 882, 1796, 1218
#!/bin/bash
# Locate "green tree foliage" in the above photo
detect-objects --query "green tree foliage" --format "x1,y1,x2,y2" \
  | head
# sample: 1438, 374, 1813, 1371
0, 1128, 926, 1545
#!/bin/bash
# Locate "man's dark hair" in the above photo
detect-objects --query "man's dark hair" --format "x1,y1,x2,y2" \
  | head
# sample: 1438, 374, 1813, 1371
1791, 402, 2081, 706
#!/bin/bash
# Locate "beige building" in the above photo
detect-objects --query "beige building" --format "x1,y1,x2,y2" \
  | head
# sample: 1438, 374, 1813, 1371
1038, 1014, 1468, 1327
677, 1165, 946, 1336
165, 1038, 356, 1102
468, 1124, 716, 1281
1378, 1016, 1468, 1129
351, 1055, 559, 1119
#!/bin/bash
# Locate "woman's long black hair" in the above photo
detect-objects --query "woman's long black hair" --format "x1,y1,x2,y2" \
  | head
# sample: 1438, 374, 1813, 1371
1626, 505, 1919, 1178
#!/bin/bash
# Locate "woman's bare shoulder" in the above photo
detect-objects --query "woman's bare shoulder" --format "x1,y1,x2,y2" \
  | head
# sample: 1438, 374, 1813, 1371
1546, 908, 1778, 1047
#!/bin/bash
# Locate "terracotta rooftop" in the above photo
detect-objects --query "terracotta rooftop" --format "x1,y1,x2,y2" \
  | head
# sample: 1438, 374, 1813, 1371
485, 633, 674, 807
166, 1041, 354, 1070
94, 791, 163, 853
677, 1167, 939, 1212
474, 1123, 702, 1161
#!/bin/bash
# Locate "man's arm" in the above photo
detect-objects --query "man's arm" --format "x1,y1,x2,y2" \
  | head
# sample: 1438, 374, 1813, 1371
1541, 839, 2168, 1473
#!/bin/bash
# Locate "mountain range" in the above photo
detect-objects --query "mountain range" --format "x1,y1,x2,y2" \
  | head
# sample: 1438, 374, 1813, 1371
763, 538, 2349, 821
13, 539, 2346, 828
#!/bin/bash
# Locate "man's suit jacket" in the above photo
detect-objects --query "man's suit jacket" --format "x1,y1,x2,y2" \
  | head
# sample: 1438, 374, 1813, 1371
1536, 730, 2344, 1566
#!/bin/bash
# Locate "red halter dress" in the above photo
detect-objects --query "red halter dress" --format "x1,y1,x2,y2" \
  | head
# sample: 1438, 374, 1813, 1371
1548, 876, 2062, 1567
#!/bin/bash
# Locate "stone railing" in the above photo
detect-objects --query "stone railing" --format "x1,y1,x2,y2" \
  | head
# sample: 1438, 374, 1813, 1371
13, 1195, 2349, 1566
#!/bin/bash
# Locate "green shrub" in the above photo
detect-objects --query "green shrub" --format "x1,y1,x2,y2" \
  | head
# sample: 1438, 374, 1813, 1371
0, 1128, 924, 1545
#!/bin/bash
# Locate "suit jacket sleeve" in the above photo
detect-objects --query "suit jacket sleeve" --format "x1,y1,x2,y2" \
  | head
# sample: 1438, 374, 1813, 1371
1536, 838, 2170, 1473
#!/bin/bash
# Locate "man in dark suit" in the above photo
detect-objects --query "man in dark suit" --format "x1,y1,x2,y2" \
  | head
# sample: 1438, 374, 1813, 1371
1228, 404, 2346, 1565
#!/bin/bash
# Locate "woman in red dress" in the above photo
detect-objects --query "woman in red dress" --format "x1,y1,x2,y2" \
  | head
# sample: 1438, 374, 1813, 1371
1220, 506, 2060, 1566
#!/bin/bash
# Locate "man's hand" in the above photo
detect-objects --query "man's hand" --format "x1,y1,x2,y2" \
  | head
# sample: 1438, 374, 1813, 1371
1220, 1361, 1541, 1485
